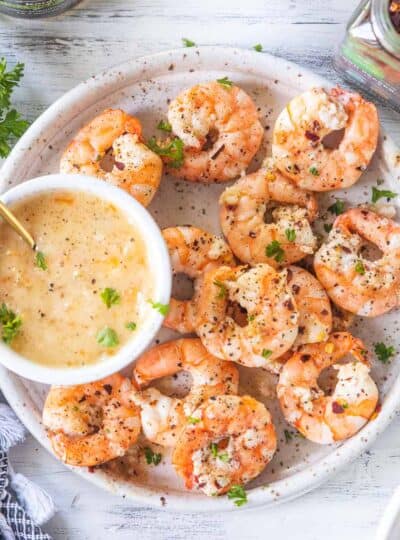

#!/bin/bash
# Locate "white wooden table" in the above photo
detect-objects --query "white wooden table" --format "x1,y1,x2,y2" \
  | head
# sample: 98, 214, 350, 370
1, 1, 400, 538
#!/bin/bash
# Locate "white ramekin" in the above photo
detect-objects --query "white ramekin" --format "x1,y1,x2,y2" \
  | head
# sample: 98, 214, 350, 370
0, 173, 171, 385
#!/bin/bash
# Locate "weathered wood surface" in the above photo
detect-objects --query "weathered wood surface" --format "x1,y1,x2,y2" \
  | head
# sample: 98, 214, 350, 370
1, 1, 400, 538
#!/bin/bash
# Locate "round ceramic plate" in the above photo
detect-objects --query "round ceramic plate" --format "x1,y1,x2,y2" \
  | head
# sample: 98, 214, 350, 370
1, 47, 400, 512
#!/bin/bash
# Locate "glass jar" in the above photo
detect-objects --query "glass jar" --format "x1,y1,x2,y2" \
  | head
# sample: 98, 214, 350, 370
0, 0, 81, 18
334, 0, 400, 111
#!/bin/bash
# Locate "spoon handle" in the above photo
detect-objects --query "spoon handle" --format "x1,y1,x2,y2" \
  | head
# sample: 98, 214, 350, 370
0, 199, 36, 250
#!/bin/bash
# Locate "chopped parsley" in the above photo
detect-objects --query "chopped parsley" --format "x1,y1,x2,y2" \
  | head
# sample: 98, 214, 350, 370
144, 447, 162, 466
253, 44, 263, 52
323, 223, 333, 233
0, 303, 22, 344
182, 37, 196, 47
100, 287, 120, 309
262, 349, 272, 359
328, 199, 345, 215
96, 327, 119, 348
147, 137, 184, 168
216, 76, 233, 89
35, 251, 47, 271
355, 260, 366, 275
374, 342, 395, 364
156, 119, 172, 132
371, 187, 397, 203
247, 314, 256, 322
210, 443, 230, 462
265, 240, 284, 263
285, 228, 296, 242
213, 279, 228, 299
227, 485, 248, 507
187, 416, 200, 424
148, 300, 170, 316
309, 166, 319, 176
210, 442, 218, 457
284, 429, 292, 443
125, 321, 137, 331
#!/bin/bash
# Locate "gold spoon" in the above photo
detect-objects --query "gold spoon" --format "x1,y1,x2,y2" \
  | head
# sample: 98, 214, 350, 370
0, 199, 36, 250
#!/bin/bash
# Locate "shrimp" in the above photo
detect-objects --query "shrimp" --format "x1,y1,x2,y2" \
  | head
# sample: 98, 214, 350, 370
163, 226, 235, 334
277, 332, 378, 444
219, 159, 318, 267
272, 87, 379, 191
60, 108, 163, 206
166, 81, 264, 183
42, 374, 141, 467
287, 266, 332, 347
131, 338, 239, 447
172, 395, 277, 496
195, 264, 299, 372
314, 208, 400, 316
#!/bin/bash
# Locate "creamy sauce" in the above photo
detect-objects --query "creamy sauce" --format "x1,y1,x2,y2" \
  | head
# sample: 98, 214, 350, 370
0, 190, 154, 368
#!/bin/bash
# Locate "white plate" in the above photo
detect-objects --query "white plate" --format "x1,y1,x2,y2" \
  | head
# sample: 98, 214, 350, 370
1, 46, 400, 512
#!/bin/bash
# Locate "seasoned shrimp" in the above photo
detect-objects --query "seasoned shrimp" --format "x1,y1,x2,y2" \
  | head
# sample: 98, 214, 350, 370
314, 208, 400, 316
131, 338, 239, 447
272, 87, 379, 191
277, 332, 378, 444
167, 81, 263, 183
196, 264, 299, 372
42, 374, 141, 467
287, 266, 332, 347
163, 226, 235, 333
219, 159, 318, 267
60, 108, 162, 206
172, 395, 277, 496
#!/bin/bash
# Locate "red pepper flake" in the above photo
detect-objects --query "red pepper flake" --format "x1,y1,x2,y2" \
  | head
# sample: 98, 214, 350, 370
88, 466, 95, 473
305, 130, 319, 142
332, 401, 344, 414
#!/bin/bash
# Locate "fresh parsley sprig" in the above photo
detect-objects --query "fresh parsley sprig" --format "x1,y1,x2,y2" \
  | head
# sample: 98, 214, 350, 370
100, 287, 120, 309
371, 187, 397, 203
227, 485, 248, 507
0, 303, 22, 345
147, 137, 184, 168
374, 342, 395, 363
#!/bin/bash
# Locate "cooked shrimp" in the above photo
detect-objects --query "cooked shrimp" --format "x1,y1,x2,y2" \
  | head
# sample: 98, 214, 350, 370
272, 87, 379, 191
167, 81, 263, 182
42, 374, 141, 467
131, 338, 239, 447
172, 395, 277, 496
314, 208, 400, 316
60, 108, 162, 206
277, 332, 378, 444
163, 226, 235, 333
219, 159, 318, 267
287, 266, 332, 347
195, 264, 299, 372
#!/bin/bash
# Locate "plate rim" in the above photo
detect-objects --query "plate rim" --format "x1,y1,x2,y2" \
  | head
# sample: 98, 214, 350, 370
0, 45, 399, 512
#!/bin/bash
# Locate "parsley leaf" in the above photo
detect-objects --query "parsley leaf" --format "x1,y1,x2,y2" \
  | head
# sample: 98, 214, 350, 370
265, 240, 284, 262
210, 442, 218, 457
210, 443, 230, 462
182, 37, 196, 47
125, 321, 137, 331
156, 119, 172, 132
148, 300, 170, 316
35, 251, 47, 271
144, 447, 162, 466
100, 287, 120, 309
284, 429, 292, 443
187, 416, 200, 424
96, 327, 119, 347
227, 485, 248, 507
0, 59, 24, 109
328, 200, 345, 215
355, 260, 366, 275
253, 44, 263, 52
323, 223, 333, 233
374, 342, 395, 364
216, 76, 233, 89
147, 137, 184, 168
0, 303, 22, 344
309, 166, 319, 176
285, 228, 296, 242
213, 279, 228, 299
371, 187, 397, 203
262, 349, 272, 359
0, 108, 29, 158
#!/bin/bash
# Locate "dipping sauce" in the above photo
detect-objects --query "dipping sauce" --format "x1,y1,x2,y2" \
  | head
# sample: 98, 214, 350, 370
0, 190, 155, 368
